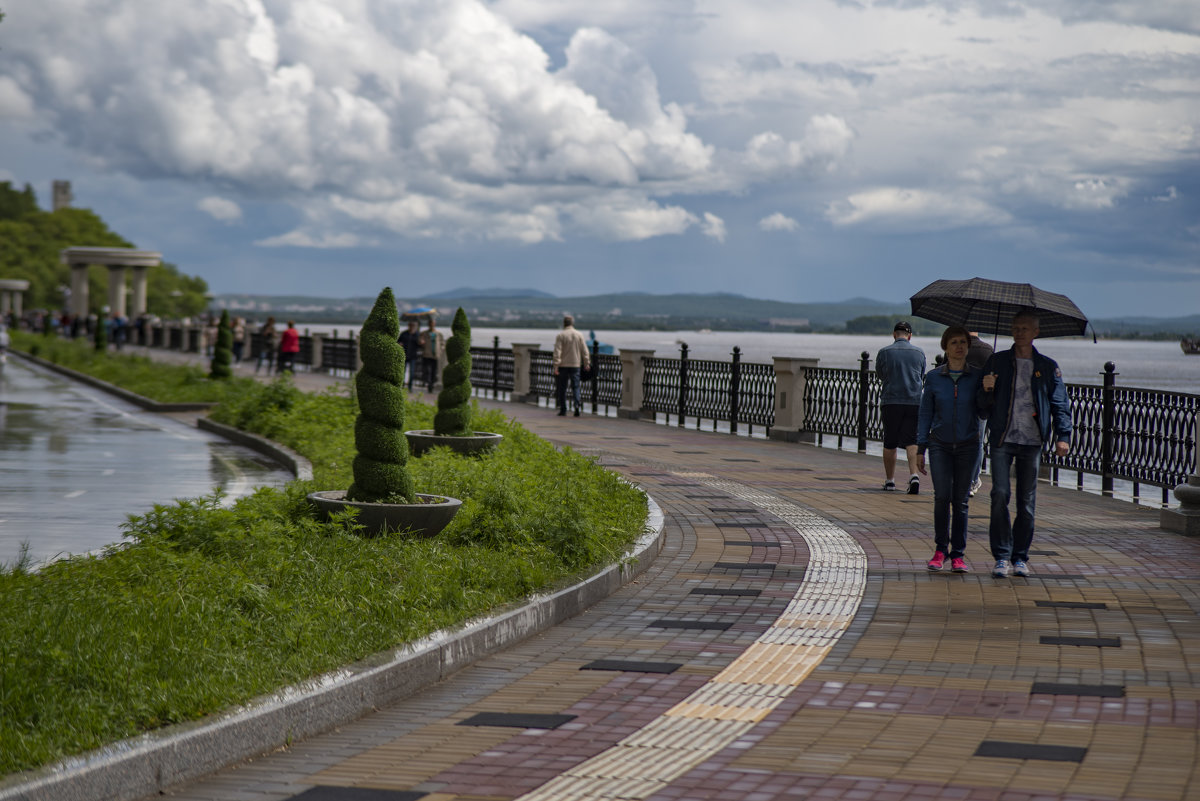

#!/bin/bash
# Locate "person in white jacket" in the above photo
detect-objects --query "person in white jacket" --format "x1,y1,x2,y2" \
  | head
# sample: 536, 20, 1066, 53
552, 315, 590, 417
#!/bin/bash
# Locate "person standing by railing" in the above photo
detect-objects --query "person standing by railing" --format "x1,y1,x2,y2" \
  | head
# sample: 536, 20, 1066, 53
876, 321, 927, 493
553, 315, 590, 417
398, 318, 421, 391
277, 321, 300, 374
418, 316, 444, 392
915, 326, 986, 573
980, 309, 1072, 578
255, 317, 277, 374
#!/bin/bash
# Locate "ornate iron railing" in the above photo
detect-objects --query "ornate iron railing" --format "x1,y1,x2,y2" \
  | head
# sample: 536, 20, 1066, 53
469, 341, 515, 397
640, 345, 774, 435
585, 352, 623, 411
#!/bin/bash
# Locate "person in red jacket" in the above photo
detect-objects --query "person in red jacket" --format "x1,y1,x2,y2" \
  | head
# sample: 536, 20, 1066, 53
277, 320, 300, 374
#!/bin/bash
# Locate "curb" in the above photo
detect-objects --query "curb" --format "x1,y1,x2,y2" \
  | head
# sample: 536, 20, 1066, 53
11, 350, 217, 413
0, 501, 663, 801
196, 417, 314, 481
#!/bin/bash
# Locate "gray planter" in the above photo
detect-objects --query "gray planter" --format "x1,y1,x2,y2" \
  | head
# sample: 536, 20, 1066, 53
405, 429, 503, 457
307, 490, 461, 537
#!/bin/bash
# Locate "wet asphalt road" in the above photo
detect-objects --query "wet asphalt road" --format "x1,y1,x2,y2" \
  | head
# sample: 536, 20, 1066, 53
0, 357, 295, 569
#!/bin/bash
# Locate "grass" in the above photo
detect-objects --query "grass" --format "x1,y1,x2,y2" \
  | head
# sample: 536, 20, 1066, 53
0, 337, 647, 777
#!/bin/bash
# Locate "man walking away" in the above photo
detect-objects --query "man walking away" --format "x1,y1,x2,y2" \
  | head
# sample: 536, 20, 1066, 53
876, 321, 927, 493
979, 309, 1072, 578
553, 315, 590, 417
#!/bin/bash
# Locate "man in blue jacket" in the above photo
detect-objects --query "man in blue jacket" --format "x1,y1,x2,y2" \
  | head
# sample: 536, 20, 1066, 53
875, 321, 927, 493
979, 310, 1073, 578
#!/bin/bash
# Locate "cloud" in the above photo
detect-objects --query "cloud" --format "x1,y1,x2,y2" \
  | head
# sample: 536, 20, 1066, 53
759, 213, 799, 232
700, 212, 726, 242
255, 231, 363, 249
825, 187, 1012, 230
1153, 185, 1179, 203
197, 196, 243, 223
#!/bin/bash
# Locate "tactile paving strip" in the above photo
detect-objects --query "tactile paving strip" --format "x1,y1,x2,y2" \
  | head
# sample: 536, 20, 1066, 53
515, 472, 867, 801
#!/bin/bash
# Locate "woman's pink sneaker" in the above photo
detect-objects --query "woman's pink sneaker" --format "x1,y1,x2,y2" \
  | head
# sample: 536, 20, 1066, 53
927, 552, 946, 571
951, 557, 969, 573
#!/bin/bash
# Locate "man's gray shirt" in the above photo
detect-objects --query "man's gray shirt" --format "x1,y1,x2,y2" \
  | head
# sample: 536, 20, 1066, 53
875, 338, 927, 405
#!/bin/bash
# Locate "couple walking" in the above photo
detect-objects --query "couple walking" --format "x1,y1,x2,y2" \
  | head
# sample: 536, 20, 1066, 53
881, 313, 1073, 577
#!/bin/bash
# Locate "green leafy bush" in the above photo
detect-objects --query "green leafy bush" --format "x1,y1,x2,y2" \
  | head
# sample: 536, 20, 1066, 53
434, 307, 473, 436
209, 310, 232, 379
93, 316, 107, 351
347, 287, 414, 503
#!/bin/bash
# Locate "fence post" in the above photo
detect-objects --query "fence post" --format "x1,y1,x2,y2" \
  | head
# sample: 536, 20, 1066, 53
311, 333, 324, 372
492, 336, 500, 398
769, 357, 821, 442
730, 346, 741, 435
618, 349, 655, 419
590, 340, 600, 415
1160, 407, 1200, 535
678, 342, 689, 427
510, 342, 541, 404
1101, 361, 1117, 497
857, 351, 870, 453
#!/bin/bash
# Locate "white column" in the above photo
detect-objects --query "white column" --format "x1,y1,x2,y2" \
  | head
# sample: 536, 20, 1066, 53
130, 266, 149, 317
311, 333, 324, 371
70, 264, 89, 318
510, 343, 542, 403
0, 292, 9, 316
618, 348, 656, 419
769, 357, 821, 443
1161, 409, 1200, 536
106, 265, 127, 317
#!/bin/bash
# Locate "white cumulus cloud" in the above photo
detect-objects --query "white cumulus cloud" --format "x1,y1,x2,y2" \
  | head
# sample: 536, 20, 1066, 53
825, 187, 1012, 231
759, 213, 799, 232
700, 212, 726, 243
197, 196, 243, 223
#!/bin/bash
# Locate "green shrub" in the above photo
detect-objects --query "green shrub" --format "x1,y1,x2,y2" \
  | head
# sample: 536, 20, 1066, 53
434, 307, 473, 436
209, 310, 232, 379
94, 316, 107, 351
347, 287, 414, 504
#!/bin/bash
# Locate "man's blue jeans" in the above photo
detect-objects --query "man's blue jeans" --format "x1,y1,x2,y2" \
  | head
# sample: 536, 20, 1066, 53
988, 442, 1042, 562
928, 441, 977, 559
556, 367, 581, 413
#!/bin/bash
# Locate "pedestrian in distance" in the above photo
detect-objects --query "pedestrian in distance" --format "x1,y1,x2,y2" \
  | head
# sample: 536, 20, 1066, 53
255, 317, 277, 374
397, 318, 421, 391
277, 320, 300, 373
979, 309, 1073, 578
231, 317, 247, 364
553, 314, 590, 417
915, 326, 987, 573
966, 331, 994, 497
417, 317, 443, 392
876, 321, 927, 493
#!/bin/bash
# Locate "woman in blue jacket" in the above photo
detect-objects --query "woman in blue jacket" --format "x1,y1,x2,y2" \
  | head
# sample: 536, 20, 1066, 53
915, 325, 986, 573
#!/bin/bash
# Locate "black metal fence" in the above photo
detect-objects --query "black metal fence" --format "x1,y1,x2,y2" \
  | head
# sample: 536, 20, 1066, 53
134, 328, 1199, 505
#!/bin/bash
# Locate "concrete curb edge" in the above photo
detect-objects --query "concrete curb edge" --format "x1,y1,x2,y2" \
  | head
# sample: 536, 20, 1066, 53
11, 350, 217, 413
0, 498, 664, 801
196, 416, 314, 481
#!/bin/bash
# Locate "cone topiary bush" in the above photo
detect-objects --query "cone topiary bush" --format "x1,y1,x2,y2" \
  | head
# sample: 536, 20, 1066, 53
209, 310, 233, 379
347, 287, 415, 504
434, 307, 473, 436
94, 315, 107, 351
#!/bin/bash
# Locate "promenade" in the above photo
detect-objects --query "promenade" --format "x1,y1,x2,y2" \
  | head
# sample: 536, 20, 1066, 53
76, 355, 1200, 800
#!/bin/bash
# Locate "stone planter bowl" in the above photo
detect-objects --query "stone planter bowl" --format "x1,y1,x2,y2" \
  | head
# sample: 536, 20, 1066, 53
307, 490, 461, 537
404, 430, 503, 457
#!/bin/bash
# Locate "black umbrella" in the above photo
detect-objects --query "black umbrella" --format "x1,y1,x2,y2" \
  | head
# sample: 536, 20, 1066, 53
909, 277, 1089, 339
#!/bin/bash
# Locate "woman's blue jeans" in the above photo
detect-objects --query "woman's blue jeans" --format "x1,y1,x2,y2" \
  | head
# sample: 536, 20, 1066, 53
988, 442, 1042, 562
928, 441, 977, 558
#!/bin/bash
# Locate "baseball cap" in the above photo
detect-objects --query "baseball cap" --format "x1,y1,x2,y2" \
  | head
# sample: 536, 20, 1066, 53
893, 321, 913, 333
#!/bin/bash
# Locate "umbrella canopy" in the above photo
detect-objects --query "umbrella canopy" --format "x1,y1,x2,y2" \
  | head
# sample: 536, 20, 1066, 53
909, 277, 1088, 338
400, 306, 436, 319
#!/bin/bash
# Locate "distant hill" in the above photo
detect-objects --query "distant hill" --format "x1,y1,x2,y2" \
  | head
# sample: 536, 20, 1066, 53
422, 287, 556, 300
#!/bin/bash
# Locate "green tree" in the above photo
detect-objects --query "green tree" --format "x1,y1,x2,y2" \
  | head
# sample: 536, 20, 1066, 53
210, 310, 233, 379
0, 181, 38, 220
347, 287, 415, 504
433, 307, 473, 436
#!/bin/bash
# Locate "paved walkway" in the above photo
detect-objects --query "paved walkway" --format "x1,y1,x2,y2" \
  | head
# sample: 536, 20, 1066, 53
137, 353, 1198, 801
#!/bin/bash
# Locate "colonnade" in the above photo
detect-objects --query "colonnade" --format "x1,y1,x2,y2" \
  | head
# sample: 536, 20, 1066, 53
60, 246, 161, 319
0, 278, 30, 319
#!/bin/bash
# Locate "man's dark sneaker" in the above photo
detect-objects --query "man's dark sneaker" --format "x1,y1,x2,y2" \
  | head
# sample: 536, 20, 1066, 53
882, 479, 897, 491
1012, 560, 1030, 577
927, 552, 946, 571
907, 475, 920, 495
556, 409, 566, 416
574, 409, 581, 417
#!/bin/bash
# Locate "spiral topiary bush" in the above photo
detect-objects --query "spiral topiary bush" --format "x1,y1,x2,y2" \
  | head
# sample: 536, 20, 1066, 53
433, 307, 473, 437
347, 287, 415, 504
210, 310, 233, 379
94, 315, 107, 351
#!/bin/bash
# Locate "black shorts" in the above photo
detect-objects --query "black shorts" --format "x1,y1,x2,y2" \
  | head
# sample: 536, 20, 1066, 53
881, 404, 919, 449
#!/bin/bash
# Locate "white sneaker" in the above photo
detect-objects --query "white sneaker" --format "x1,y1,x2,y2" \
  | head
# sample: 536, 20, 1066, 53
969, 478, 983, 497
992, 559, 1010, 578
1012, 560, 1030, 577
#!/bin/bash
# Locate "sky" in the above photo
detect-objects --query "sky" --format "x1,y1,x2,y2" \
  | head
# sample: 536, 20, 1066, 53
1, 0, 1198, 319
